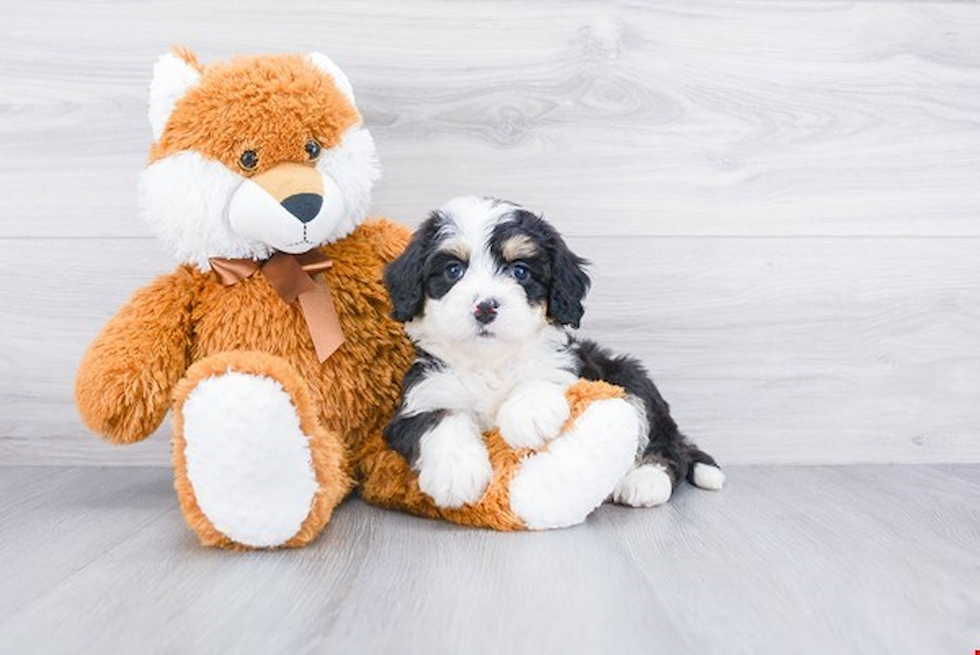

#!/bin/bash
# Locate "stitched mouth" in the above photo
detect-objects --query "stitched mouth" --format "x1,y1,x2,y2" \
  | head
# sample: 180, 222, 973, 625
285, 224, 315, 247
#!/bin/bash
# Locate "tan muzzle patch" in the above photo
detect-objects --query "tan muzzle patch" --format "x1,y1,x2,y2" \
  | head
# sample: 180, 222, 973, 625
251, 163, 324, 203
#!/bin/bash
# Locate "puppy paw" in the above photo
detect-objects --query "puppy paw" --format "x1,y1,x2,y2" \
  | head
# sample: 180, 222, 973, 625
416, 414, 493, 508
692, 463, 725, 490
613, 464, 673, 508
496, 381, 571, 450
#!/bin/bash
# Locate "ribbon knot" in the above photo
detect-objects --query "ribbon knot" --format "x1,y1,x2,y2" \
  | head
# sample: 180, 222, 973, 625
209, 251, 345, 362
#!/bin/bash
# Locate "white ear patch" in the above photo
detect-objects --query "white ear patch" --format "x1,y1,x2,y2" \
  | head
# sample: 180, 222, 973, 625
149, 52, 201, 140
308, 52, 356, 105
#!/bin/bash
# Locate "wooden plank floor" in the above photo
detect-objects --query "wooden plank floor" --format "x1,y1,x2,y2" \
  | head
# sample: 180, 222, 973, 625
0, 465, 977, 655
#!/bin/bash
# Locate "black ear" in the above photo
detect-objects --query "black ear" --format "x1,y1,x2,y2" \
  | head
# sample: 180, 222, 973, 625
547, 234, 591, 328
384, 215, 441, 322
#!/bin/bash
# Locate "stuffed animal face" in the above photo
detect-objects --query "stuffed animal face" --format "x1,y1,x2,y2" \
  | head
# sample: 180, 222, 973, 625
139, 49, 380, 269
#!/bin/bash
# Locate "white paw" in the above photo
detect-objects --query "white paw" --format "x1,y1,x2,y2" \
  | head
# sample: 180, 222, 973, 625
416, 414, 493, 508
182, 372, 318, 548
496, 381, 570, 450
692, 463, 725, 490
613, 464, 673, 508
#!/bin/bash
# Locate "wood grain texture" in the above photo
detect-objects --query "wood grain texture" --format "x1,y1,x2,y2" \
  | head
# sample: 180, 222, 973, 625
1, 0, 979, 466
0, 465, 977, 655
1, 236, 977, 466
1, 1, 979, 237
0, 467, 177, 618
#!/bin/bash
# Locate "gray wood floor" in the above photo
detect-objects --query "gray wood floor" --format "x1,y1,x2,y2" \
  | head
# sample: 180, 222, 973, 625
1, 465, 977, 655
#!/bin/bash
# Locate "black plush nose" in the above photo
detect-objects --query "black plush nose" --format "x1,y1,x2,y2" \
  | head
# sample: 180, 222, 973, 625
281, 193, 323, 224
474, 299, 499, 325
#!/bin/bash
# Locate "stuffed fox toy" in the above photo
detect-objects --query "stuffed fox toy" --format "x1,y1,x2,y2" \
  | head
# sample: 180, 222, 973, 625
74, 49, 640, 549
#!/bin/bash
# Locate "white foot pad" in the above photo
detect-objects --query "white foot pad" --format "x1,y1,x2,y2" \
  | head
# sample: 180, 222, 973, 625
692, 463, 726, 490
613, 464, 673, 507
510, 398, 641, 529
182, 372, 318, 548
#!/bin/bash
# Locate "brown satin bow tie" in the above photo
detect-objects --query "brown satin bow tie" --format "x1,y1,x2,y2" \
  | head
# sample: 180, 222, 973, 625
209, 251, 345, 362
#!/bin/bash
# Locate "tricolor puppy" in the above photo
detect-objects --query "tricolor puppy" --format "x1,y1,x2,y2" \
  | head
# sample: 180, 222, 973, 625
383, 196, 724, 509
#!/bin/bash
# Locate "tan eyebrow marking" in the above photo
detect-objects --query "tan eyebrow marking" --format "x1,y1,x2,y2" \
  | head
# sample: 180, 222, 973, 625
438, 241, 470, 260
501, 234, 538, 260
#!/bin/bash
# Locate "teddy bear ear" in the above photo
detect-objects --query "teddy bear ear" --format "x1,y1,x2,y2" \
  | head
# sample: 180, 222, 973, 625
148, 49, 202, 141
308, 53, 356, 106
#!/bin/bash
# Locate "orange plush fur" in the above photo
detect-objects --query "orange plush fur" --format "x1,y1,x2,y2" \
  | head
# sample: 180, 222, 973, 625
150, 53, 360, 173
75, 50, 624, 548
77, 215, 417, 547
358, 380, 626, 532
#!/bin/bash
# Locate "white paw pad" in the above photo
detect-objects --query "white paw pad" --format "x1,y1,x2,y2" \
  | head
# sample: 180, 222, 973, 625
496, 381, 570, 450
416, 414, 493, 508
692, 463, 725, 490
613, 464, 673, 508
182, 372, 318, 548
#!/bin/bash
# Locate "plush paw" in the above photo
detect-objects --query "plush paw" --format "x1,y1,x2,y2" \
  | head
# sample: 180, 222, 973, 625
510, 396, 640, 529
416, 414, 493, 508
496, 381, 571, 450
181, 371, 319, 547
612, 464, 673, 508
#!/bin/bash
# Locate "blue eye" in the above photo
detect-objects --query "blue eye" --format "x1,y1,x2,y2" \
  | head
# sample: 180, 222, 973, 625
445, 261, 466, 281
510, 263, 530, 281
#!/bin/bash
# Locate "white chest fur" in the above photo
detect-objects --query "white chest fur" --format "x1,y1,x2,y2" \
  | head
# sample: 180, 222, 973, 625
404, 326, 578, 430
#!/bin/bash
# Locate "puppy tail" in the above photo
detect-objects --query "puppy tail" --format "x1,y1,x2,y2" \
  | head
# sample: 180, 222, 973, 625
685, 447, 726, 491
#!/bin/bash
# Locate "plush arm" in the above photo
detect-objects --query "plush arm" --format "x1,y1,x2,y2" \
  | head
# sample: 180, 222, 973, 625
75, 267, 198, 444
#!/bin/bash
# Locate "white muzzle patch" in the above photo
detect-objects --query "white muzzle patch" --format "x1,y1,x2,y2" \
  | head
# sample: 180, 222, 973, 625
227, 171, 347, 254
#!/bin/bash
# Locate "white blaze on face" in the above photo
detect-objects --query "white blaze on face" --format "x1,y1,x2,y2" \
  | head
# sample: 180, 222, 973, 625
405, 197, 549, 357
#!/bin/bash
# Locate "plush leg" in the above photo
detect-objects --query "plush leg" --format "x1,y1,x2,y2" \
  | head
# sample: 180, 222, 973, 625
172, 351, 350, 549
357, 380, 638, 531
508, 386, 641, 529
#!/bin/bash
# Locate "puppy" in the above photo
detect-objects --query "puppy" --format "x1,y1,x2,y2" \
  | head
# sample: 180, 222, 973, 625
383, 196, 724, 509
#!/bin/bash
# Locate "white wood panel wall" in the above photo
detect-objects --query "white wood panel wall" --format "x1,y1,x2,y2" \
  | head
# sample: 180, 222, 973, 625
1, 0, 978, 466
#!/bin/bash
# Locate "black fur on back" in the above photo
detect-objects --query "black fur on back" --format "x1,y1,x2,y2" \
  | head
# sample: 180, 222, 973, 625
572, 338, 719, 484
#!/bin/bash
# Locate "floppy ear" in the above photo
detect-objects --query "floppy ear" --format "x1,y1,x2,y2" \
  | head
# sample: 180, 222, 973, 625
384, 224, 435, 322
148, 48, 201, 140
547, 235, 591, 329
308, 53, 356, 106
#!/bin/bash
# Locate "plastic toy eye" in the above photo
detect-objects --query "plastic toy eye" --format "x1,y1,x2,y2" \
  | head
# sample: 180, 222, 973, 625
305, 140, 322, 161
510, 263, 530, 281
445, 261, 466, 281
239, 150, 259, 171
